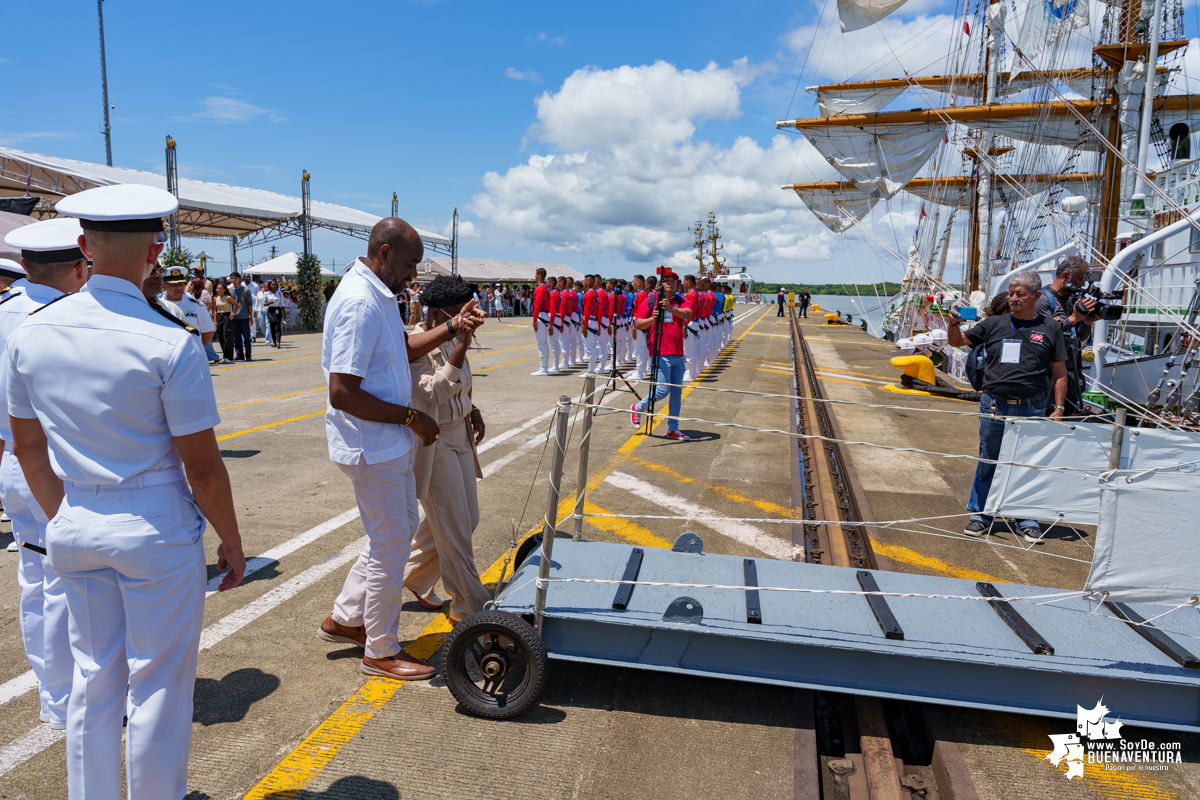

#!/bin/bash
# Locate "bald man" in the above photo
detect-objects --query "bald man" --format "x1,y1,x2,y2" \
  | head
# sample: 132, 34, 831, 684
318, 218, 485, 681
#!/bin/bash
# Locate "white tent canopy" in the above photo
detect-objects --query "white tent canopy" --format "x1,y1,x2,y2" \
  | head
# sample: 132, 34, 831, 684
242, 251, 337, 278
0, 147, 450, 248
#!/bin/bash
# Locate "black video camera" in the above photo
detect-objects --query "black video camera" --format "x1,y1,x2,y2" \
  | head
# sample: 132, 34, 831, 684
1067, 268, 1124, 322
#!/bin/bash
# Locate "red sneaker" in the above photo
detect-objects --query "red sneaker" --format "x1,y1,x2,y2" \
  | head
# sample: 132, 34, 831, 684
630, 403, 641, 427
666, 430, 690, 442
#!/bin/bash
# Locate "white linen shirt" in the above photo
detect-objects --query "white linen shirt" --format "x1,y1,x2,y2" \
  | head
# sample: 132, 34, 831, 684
0, 279, 62, 442
322, 258, 414, 466
7, 274, 221, 486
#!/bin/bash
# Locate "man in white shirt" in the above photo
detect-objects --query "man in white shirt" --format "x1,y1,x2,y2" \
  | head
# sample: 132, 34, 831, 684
317, 217, 485, 681
11, 184, 245, 800
160, 267, 216, 353
1, 218, 92, 733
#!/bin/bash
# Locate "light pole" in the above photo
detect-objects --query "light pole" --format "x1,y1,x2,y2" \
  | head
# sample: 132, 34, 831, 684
97, 0, 113, 166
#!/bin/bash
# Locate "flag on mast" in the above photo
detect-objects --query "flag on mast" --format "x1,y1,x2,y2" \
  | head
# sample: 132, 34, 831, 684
1017, 0, 1090, 62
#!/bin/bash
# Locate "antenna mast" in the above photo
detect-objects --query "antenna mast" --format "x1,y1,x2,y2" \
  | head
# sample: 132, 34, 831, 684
97, 0, 113, 166
693, 220, 706, 275
451, 207, 459, 276
706, 212, 723, 277
165, 135, 179, 249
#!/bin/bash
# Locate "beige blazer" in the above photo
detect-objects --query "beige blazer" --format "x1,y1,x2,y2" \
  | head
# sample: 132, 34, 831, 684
409, 323, 483, 500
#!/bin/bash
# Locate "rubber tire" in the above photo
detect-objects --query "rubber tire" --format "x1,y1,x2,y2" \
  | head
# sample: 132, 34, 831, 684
513, 531, 571, 572
442, 610, 548, 720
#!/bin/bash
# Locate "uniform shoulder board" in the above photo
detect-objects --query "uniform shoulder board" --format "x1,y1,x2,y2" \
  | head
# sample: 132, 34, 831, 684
29, 293, 73, 315
149, 299, 199, 336
0, 290, 25, 307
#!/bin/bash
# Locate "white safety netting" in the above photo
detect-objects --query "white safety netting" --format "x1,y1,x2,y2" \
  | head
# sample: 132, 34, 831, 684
985, 419, 1200, 526
1087, 471, 1200, 605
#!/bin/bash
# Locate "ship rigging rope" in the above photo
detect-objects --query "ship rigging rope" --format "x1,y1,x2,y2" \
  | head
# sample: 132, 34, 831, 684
578, 400, 1200, 478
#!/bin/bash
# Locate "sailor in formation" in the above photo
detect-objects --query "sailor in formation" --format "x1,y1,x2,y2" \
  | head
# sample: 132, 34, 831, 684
571, 279, 586, 366
6, 184, 246, 800
530, 267, 552, 376
1, 218, 92, 733
631, 275, 648, 380
0, 258, 26, 291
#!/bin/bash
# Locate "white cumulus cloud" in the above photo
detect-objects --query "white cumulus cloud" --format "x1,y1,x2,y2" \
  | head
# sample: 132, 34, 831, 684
473, 60, 841, 273
442, 218, 481, 239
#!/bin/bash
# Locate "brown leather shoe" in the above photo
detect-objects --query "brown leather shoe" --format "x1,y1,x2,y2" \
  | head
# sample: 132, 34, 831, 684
408, 589, 443, 611
318, 615, 366, 648
361, 651, 436, 681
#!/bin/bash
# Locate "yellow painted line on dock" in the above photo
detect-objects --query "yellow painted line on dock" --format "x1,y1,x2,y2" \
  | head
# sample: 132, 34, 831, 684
212, 354, 321, 372
216, 411, 324, 442
468, 342, 536, 359
628, 457, 800, 519
868, 539, 1005, 583
804, 336, 896, 347
583, 499, 673, 549
476, 354, 540, 371
219, 387, 324, 412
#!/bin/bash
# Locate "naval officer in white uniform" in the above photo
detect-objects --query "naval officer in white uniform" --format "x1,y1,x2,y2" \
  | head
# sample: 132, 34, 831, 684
7, 184, 246, 800
1, 218, 91, 732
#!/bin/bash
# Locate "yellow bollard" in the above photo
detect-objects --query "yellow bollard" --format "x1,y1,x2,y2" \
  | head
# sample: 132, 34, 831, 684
811, 304, 821, 313
890, 354, 935, 385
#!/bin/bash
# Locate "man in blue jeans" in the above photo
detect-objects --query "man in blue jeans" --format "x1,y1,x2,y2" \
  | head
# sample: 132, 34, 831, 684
630, 269, 693, 441
228, 272, 253, 361
947, 272, 1067, 542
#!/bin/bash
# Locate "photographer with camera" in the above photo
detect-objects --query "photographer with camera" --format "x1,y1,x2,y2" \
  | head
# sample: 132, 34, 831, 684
947, 272, 1068, 541
629, 268, 693, 442
1033, 256, 1105, 415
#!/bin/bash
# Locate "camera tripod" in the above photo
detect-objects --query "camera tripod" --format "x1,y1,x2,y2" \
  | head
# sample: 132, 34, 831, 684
596, 318, 642, 409
641, 289, 668, 436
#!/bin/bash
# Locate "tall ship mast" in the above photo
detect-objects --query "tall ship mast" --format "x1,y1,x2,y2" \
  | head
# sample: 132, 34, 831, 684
777, 0, 1200, 415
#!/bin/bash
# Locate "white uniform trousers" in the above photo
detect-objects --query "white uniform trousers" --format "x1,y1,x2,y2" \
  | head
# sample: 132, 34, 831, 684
534, 318, 550, 372
2, 449, 71, 725
49, 479, 206, 800
573, 316, 585, 363
548, 325, 562, 372
598, 319, 612, 373
683, 327, 701, 381
633, 330, 650, 379
402, 421, 490, 621
333, 451, 419, 659
584, 328, 602, 373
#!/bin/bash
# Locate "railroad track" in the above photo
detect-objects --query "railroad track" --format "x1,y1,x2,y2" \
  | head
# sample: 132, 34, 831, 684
788, 309, 980, 800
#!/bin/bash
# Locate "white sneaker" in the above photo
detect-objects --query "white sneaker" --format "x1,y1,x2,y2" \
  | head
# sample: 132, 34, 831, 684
6, 541, 16, 552
0, 511, 8, 522
548, 367, 560, 374
530, 369, 550, 376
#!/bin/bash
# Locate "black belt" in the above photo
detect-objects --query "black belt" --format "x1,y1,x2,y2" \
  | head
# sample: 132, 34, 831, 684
994, 396, 1045, 406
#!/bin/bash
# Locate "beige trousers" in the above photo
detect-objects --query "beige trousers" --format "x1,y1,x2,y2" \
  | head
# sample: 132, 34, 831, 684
403, 420, 490, 621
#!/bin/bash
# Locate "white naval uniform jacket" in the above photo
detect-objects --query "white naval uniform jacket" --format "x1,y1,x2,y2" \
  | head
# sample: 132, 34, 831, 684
6, 275, 219, 486
409, 322, 482, 501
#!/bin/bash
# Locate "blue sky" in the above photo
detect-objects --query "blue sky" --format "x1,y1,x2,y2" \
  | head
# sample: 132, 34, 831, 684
4, 1, 1199, 284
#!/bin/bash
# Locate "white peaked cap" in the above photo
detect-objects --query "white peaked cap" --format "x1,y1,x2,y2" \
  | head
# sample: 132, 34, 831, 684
56, 184, 178, 232
4, 217, 85, 261
0, 258, 26, 279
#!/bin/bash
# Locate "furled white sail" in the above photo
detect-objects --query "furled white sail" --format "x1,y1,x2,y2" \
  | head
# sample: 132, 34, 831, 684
804, 123, 946, 198
837, 0, 911, 32
959, 115, 1096, 149
792, 185, 878, 232
815, 86, 907, 117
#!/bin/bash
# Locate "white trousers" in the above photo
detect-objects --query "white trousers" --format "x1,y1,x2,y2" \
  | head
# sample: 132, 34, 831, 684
598, 325, 612, 373
1, 450, 71, 725
584, 329, 602, 373
402, 422, 490, 621
333, 452, 419, 659
50, 480, 206, 800
634, 332, 650, 378
548, 326, 562, 370
534, 321, 550, 372
683, 329, 700, 380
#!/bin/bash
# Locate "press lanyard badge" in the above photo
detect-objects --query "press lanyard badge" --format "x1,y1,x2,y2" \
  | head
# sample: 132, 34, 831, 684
1000, 339, 1022, 364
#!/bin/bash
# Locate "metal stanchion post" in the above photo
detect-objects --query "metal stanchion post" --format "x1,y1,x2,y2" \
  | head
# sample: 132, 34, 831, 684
1108, 408, 1127, 471
573, 375, 595, 542
534, 395, 572, 632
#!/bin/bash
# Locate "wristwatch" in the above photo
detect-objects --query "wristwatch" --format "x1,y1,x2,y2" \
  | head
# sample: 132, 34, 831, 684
1054, 405, 1065, 410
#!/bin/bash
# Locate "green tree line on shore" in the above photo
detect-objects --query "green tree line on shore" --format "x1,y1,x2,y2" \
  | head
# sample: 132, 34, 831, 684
765, 283, 903, 297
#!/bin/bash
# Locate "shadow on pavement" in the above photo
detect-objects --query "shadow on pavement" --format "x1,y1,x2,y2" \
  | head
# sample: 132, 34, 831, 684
259, 776, 401, 799
193, 667, 281, 726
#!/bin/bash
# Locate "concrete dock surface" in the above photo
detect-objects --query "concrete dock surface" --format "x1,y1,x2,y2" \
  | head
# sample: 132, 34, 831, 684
0, 306, 1196, 799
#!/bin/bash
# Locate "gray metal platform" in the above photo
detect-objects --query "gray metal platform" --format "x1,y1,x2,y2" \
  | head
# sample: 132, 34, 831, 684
495, 538, 1200, 732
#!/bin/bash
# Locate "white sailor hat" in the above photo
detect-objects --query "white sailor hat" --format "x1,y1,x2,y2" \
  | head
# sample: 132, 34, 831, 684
3, 217, 85, 263
55, 184, 178, 236
0, 258, 26, 280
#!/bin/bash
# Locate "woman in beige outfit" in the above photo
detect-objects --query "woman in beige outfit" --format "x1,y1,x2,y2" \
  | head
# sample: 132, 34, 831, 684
403, 275, 491, 624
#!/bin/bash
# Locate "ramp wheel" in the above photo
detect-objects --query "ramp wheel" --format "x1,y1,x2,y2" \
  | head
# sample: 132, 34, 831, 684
513, 531, 571, 571
442, 610, 548, 720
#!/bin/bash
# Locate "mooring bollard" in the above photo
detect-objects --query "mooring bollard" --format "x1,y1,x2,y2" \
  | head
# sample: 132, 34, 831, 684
573, 375, 595, 542
534, 394, 572, 632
